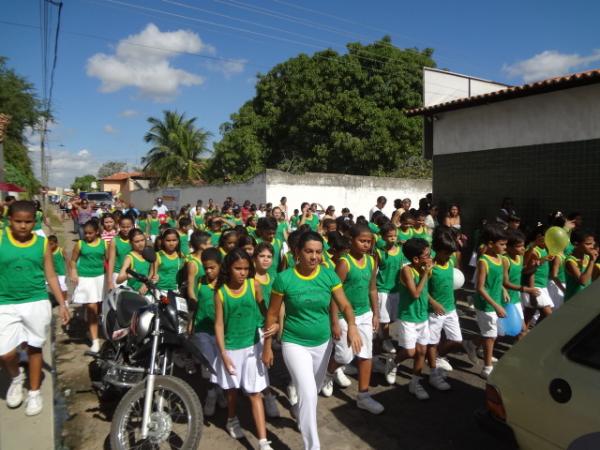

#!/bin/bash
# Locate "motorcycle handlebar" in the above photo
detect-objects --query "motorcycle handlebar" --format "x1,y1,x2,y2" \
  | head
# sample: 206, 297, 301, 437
126, 268, 157, 290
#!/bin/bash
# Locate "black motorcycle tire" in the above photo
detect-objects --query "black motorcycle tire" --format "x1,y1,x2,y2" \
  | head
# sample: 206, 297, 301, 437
110, 375, 203, 450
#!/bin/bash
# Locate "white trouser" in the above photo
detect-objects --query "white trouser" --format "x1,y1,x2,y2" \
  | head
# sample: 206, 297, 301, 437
282, 340, 332, 450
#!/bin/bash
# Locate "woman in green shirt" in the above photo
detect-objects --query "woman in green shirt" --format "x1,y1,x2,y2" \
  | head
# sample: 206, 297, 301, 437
262, 231, 361, 450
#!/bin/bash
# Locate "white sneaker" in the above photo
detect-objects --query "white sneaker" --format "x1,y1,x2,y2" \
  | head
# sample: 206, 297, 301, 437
287, 383, 298, 405
226, 416, 245, 439
333, 367, 351, 388
476, 347, 498, 362
356, 392, 384, 414
258, 439, 274, 450
429, 370, 451, 391
263, 392, 280, 418
436, 357, 453, 372
480, 365, 494, 379
343, 364, 358, 375
90, 339, 101, 353
321, 374, 334, 397
217, 386, 227, 408
204, 389, 217, 417
6, 368, 25, 408
382, 339, 396, 354
384, 358, 397, 385
462, 340, 478, 364
408, 378, 430, 400
25, 391, 43, 416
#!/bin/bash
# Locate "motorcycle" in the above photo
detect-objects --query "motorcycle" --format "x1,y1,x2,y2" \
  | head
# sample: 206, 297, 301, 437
87, 247, 210, 449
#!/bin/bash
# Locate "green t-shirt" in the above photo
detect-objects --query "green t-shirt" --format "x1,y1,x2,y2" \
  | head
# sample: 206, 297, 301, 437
138, 219, 148, 234
156, 250, 184, 291
77, 239, 106, 277
149, 218, 160, 235
52, 247, 67, 276
474, 254, 504, 312
193, 214, 204, 229
188, 255, 205, 291
428, 260, 456, 312
194, 278, 215, 335
304, 214, 320, 231
290, 215, 300, 230
338, 254, 374, 316
167, 218, 177, 228
0, 231, 48, 305
113, 235, 130, 274
397, 266, 429, 323
368, 222, 380, 234
504, 254, 523, 304
565, 254, 591, 301
178, 231, 190, 255
276, 221, 288, 242
411, 226, 430, 242
209, 231, 221, 247
376, 245, 404, 293
218, 279, 260, 350
272, 266, 342, 347
555, 253, 567, 284
126, 252, 152, 292
284, 251, 295, 270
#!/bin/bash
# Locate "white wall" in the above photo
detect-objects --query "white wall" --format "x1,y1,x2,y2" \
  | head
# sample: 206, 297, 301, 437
433, 83, 600, 155
265, 170, 431, 219
423, 67, 507, 107
130, 173, 267, 210
130, 170, 432, 219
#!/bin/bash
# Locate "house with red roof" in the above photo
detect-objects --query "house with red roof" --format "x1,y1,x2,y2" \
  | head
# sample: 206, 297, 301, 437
99, 171, 153, 204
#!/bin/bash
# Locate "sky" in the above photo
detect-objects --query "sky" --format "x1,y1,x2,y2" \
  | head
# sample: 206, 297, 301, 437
1, 0, 599, 188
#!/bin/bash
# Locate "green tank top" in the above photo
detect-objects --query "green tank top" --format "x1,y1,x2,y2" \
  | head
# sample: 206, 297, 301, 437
127, 252, 152, 291
52, 247, 66, 276
474, 254, 504, 312
338, 254, 374, 316
77, 239, 106, 277
0, 231, 47, 305
194, 214, 204, 229
555, 253, 567, 284
219, 279, 260, 350
428, 260, 455, 312
257, 273, 274, 309
565, 255, 591, 301
397, 266, 429, 323
33, 210, 43, 231
156, 250, 183, 291
397, 227, 413, 243
505, 255, 523, 304
149, 218, 160, 235
412, 227, 430, 242
276, 221, 287, 242
376, 245, 403, 293
532, 246, 550, 288
305, 214, 319, 231
167, 218, 177, 228
209, 232, 221, 247
188, 255, 205, 290
178, 231, 190, 255
113, 236, 130, 273
138, 219, 148, 233
194, 278, 216, 335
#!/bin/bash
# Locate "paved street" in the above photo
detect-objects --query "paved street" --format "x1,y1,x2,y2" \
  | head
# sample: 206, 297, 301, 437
53, 220, 516, 450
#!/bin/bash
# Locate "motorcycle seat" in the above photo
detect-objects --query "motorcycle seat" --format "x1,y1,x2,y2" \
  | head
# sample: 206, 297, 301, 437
116, 291, 151, 328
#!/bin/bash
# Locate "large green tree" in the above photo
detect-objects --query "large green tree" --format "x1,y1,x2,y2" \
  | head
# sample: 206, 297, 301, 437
71, 174, 96, 193
142, 111, 211, 187
0, 57, 43, 194
97, 160, 127, 179
206, 37, 434, 182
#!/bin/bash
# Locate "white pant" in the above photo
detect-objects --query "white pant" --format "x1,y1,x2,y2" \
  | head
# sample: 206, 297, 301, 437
334, 311, 372, 364
428, 310, 462, 345
282, 340, 332, 450
377, 292, 398, 324
0, 301, 52, 354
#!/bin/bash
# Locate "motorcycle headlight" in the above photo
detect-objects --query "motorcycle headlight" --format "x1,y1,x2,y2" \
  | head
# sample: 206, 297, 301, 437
130, 308, 154, 342
172, 295, 190, 335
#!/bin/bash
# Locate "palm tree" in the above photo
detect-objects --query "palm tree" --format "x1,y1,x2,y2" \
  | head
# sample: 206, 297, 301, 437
142, 110, 212, 187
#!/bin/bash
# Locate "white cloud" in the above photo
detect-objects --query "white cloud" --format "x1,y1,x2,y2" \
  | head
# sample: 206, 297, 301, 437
203, 58, 247, 79
119, 109, 139, 117
103, 124, 118, 134
30, 147, 101, 188
86, 23, 210, 101
503, 49, 600, 83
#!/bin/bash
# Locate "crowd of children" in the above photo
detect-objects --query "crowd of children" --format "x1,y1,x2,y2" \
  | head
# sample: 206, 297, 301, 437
0, 195, 598, 450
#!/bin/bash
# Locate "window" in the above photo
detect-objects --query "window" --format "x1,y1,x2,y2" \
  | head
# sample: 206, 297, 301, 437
563, 314, 600, 370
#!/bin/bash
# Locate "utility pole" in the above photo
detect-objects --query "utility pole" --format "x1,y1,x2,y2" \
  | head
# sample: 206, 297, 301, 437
40, 116, 49, 206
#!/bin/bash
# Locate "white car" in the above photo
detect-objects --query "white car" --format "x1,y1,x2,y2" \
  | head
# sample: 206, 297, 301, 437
478, 281, 600, 449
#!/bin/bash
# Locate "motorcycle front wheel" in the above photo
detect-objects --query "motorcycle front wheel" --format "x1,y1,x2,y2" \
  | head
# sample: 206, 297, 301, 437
110, 376, 203, 450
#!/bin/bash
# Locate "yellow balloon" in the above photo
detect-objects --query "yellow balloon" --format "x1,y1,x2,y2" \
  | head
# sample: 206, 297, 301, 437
544, 226, 570, 256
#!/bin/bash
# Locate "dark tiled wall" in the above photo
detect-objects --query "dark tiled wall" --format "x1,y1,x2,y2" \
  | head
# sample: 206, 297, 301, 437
433, 139, 600, 247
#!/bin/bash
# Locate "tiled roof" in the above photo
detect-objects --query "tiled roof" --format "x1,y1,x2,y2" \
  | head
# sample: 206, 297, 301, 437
406, 68, 600, 116
101, 171, 146, 181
